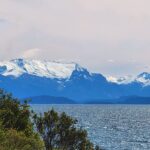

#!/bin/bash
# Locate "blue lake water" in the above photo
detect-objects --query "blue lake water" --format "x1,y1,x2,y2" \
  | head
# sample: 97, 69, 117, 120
31, 104, 150, 150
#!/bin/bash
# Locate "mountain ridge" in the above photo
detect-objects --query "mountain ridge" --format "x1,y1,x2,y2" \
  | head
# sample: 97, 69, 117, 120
0, 59, 150, 103
26, 95, 76, 104
1, 58, 150, 86
0, 58, 85, 79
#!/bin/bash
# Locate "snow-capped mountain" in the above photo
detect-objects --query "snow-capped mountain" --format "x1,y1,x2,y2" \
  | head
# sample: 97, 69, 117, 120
0, 59, 85, 79
1, 58, 150, 86
135, 72, 150, 85
107, 72, 150, 86
0, 58, 107, 100
0, 58, 150, 103
107, 75, 135, 84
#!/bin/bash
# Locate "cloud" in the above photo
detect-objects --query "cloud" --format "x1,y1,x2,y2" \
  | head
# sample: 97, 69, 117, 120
0, 0, 150, 75
21, 48, 41, 59
0, 18, 10, 28
107, 59, 115, 63
0, 18, 6, 23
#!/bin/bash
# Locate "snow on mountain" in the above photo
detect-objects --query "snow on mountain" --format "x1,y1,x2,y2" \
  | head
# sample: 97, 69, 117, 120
1, 58, 150, 87
106, 76, 118, 83
135, 72, 150, 85
1, 59, 150, 101
106, 75, 135, 84
107, 72, 150, 86
0, 59, 85, 79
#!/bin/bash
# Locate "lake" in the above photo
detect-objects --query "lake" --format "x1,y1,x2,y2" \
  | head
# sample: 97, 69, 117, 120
31, 104, 150, 150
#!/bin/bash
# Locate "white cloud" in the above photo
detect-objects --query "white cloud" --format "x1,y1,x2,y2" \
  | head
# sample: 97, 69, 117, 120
107, 59, 115, 63
21, 48, 41, 59
0, 0, 150, 75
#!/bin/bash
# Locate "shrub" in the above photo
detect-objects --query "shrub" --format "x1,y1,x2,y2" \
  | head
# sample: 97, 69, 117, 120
0, 129, 44, 150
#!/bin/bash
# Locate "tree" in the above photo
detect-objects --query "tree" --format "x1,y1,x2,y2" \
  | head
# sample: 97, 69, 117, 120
0, 89, 33, 136
0, 89, 102, 150
95, 145, 101, 150
34, 109, 101, 150
0, 89, 44, 150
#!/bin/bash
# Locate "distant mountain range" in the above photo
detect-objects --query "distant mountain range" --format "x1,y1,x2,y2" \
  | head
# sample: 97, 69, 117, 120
26, 96, 76, 104
86, 96, 150, 104
1, 58, 150, 104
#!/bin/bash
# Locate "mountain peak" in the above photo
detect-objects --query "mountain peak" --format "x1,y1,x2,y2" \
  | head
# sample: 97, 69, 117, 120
135, 72, 150, 85
11, 58, 25, 68
107, 75, 134, 84
107, 72, 150, 86
137, 72, 150, 79
0, 58, 85, 79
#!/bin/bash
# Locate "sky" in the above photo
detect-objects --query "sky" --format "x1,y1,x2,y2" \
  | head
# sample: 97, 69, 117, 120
0, 0, 150, 76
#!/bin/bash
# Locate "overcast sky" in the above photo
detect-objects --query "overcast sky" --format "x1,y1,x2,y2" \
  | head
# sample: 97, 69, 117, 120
0, 0, 150, 76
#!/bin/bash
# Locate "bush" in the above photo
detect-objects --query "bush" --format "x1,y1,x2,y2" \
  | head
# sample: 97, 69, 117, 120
0, 129, 44, 150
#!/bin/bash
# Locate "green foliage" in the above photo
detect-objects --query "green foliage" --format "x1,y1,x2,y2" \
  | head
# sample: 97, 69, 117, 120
0, 129, 44, 150
0, 89, 44, 150
0, 90, 32, 134
0, 89, 102, 150
34, 109, 101, 150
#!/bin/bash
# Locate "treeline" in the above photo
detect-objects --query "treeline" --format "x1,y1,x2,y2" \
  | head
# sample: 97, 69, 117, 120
0, 89, 102, 150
